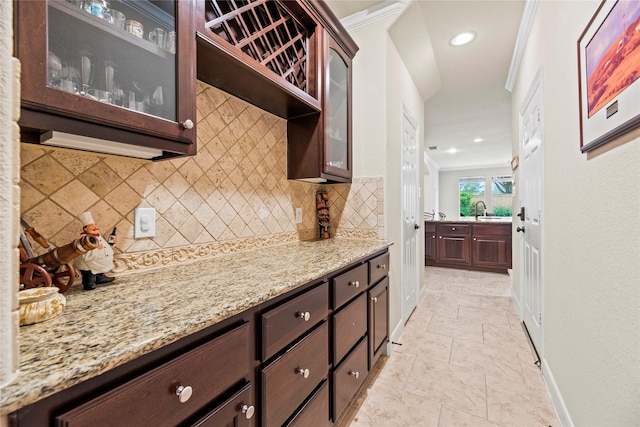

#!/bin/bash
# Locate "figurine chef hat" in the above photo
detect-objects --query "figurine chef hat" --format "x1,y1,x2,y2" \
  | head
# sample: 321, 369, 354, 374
79, 211, 95, 227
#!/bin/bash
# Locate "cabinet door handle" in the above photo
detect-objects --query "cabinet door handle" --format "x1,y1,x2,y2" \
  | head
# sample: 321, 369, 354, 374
297, 368, 310, 378
377, 264, 386, 270
348, 370, 360, 379
348, 280, 360, 288
241, 404, 255, 419
175, 385, 193, 403
371, 296, 378, 303
297, 311, 311, 321
182, 119, 194, 129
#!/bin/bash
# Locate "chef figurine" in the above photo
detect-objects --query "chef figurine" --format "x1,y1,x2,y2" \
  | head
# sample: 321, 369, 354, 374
74, 211, 115, 290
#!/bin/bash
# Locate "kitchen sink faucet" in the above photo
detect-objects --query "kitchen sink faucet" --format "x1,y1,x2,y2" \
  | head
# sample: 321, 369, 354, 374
475, 201, 487, 220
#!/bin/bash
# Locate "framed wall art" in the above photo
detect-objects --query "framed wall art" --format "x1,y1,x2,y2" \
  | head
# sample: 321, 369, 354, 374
578, 0, 640, 152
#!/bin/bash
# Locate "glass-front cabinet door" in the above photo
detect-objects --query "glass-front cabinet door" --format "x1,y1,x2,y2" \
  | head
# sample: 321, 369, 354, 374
16, 0, 196, 157
323, 36, 352, 180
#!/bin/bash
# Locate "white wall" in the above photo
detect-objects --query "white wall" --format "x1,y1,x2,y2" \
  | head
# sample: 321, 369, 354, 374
512, 1, 640, 425
350, 11, 425, 344
439, 166, 512, 219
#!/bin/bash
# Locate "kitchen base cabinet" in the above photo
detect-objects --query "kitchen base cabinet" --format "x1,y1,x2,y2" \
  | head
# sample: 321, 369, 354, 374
9, 248, 390, 427
285, 380, 330, 427
426, 221, 512, 273
192, 382, 255, 427
54, 322, 251, 427
261, 323, 329, 427
332, 338, 368, 421
368, 277, 388, 369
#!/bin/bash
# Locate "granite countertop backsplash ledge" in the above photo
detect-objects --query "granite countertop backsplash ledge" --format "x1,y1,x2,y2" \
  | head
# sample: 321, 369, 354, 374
0, 238, 391, 416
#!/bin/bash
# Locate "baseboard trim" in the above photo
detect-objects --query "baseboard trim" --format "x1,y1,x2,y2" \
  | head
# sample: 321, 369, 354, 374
541, 357, 575, 427
389, 320, 404, 352
510, 284, 521, 318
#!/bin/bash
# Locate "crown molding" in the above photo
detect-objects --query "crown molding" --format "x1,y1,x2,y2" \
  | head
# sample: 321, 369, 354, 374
505, 0, 539, 92
439, 162, 512, 172
341, 0, 408, 32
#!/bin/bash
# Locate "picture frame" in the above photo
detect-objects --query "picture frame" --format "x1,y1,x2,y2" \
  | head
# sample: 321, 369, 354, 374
577, 0, 640, 152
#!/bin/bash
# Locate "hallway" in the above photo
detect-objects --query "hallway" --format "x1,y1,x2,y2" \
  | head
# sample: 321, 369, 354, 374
345, 267, 559, 426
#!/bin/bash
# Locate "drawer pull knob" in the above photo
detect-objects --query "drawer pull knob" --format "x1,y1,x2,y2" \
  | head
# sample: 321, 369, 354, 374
349, 280, 360, 288
241, 404, 255, 419
377, 264, 386, 269
348, 370, 360, 379
297, 311, 311, 321
297, 368, 310, 378
182, 119, 194, 129
371, 296, 378, 303
452, 227, 456, 231
175, 385, 193, 403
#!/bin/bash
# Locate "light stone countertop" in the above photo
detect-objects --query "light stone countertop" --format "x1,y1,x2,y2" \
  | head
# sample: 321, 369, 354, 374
0, 238, 391, 416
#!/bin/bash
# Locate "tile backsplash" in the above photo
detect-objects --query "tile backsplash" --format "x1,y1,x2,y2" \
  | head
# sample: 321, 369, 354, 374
20, 81, 383, 274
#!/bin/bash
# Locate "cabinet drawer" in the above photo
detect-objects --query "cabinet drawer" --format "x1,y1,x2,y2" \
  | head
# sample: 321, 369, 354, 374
472, 223, 512, 236
438, 224, 470, 234
332, 338, 368, 421
333, 293, 367, 364
286, 380, 330, 427
333, 263, 367, 309
262, 282, 329, 361
262, 322, 329, 427
55, 323, 251, 427
192, 382, 254, 427
368, 252, 389, 286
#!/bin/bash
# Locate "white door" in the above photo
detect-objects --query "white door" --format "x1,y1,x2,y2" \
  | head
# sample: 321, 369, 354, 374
401, 106, 420, 323
518, 68, 544, 354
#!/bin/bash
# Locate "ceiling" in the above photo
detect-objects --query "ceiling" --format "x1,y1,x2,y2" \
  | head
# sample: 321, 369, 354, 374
325, 0, 525, 171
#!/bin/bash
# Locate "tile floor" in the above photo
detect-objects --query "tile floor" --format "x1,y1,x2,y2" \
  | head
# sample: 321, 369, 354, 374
345, 266, 560, 427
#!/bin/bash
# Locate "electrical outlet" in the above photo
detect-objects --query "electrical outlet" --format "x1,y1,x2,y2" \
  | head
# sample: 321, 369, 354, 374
134, 208, 156, 238
295, 207, 303, 224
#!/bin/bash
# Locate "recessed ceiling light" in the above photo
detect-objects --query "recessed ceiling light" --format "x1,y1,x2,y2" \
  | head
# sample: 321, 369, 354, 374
450, 31, 476, 47
447, 148, 459, 154
473, 138, 484, 143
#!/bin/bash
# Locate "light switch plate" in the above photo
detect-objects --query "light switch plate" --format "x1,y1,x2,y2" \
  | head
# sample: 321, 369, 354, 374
295, 207, 302, 224
134, 208, 156, 238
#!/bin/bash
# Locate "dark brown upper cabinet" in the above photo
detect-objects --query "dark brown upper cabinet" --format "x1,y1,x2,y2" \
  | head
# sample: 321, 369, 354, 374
15, 0, 196, 160
195, 0, 322, 119
196, 0, 357, 183
287, 3, 357, 183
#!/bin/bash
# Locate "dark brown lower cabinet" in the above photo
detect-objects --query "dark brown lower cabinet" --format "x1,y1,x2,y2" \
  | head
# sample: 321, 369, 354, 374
54, 323, 251, 427
192, 383, 254, 427
426, 222, 512, 273
285, 380, 330, 427
368, 277, 388, 368
332, 338, 368, 421
10, 250, 390, 427
261, 323, 329, 427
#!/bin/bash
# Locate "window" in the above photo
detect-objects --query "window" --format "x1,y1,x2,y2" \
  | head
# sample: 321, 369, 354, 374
459, 176, 484, 217
491, 175, 513, 216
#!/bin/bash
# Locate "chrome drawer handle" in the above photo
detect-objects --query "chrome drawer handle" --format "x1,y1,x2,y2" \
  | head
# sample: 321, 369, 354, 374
297, 311, 311, 321
348, 280, 360, 288
377, 264, 386, 269
371, 297, 378, 303
348, 370, 360, 379
175, 385, 193, 403
241, 404, 255, 419
297, 368, 310, 378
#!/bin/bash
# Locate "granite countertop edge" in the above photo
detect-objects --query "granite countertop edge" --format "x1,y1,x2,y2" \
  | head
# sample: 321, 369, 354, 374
1, 238, 392, 416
